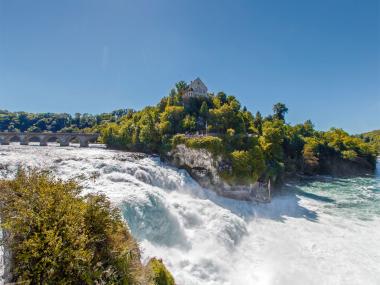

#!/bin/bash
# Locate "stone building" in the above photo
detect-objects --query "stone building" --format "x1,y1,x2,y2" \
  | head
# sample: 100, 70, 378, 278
184, 77, 208, 98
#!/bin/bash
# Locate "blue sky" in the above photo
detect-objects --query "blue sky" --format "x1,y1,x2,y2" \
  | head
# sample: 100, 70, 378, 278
0, 0, 379, 134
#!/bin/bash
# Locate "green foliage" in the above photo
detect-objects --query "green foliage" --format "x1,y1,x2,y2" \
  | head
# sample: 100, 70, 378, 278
272, 102, 288, 121
300, 128, 378, 172
199, 101, 209, 119
175, 81, 188, 95
259, 120, 285, 161
359, 130, 380, 154
0, 109, 132, 133
182, 115, 197, 132
147, 258, 175, 285
159, 106, 185, 135
208, 100, 246, 134
342, 150, 358, 160
229, 145, 265, 183
302, 137, 320, 173
171, 134, 187, 146
185, 136, 224, 155
323, 128, 374, 157
0, 169, 174, 285
97, 81, 376, 182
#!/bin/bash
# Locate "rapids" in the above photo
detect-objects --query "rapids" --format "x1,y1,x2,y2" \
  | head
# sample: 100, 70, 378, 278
0, 143, 379, 285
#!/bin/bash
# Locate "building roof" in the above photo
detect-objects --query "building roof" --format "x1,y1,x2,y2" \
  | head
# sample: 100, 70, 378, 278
189, 77, 207, 91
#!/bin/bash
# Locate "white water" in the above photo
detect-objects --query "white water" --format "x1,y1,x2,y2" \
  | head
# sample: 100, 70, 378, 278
1, 144, 380, 285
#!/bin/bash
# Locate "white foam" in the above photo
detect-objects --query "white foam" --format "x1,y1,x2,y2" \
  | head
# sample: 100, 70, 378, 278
0, 144, 379, 285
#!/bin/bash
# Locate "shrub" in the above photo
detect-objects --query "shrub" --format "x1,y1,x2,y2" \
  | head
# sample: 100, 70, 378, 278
185, 136, 223, 155
0, 169, 174, 285
147, 258, 175, 285
342, 150, 358, 160
302, 137, 320, 173
171, 134, 187, 147
229, 146, 265, 183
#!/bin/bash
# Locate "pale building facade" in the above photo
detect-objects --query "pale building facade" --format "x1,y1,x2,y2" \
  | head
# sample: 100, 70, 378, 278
184, 77, 208, 97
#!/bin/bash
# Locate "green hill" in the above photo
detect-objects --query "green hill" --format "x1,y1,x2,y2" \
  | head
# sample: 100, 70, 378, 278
359, 130, 380, 153
98, 80, 377, 182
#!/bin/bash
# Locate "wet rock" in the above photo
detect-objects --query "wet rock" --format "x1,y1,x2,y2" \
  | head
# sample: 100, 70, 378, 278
165, 144, 270, 202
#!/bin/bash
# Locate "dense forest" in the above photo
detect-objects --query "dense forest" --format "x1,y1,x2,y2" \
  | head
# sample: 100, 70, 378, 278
0, 169, 175, 285
0, 109, 132, 133
99, 81, 377, 185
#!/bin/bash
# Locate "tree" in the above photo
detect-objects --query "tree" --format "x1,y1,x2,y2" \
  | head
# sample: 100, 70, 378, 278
259, 119, 285, 161
216, 92, 227, 104
74, 112, 81, 127
182, 115, 196, 132
160, 106, 185, 134
199, 101, 209, 119
273, 102, 288, 121
253, 111, 263, 135
229, 145, 265, 183
302, 137, 320, 174
139, 113, 160, 151
175, 81, 188, 95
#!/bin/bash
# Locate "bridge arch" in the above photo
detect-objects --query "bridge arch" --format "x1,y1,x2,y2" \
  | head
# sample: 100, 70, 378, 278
8, 135, 20, 142
7, 135, 19, 145
0, 135, 11, 145
40, 135, 61, 146
26, 135, 43, 145
58, 134, 76, 147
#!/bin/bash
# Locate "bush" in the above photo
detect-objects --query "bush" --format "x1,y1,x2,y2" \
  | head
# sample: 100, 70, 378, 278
0, 169, 174, 285
185, 136, 223, 155
229, 146, 265, 183
171, 134, 187, 147
342, 150, 358, 160
147, 258, 175, 285
302, 137, 320, 174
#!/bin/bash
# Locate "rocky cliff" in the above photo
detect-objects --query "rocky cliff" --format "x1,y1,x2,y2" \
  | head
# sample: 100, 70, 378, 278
165, 144, 271, 202
318, 155, 375, 176
165, 144, 375, 203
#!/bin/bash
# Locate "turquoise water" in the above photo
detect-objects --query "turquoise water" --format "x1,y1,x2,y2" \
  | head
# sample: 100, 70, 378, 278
287, 164, 380, 221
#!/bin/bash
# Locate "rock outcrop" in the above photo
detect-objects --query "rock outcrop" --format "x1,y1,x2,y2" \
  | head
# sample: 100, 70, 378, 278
303, 155, 376, 177
165, 144, 271, 202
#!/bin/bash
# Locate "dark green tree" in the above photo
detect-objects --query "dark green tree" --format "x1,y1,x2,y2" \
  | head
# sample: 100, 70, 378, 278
273, 102, 288, 121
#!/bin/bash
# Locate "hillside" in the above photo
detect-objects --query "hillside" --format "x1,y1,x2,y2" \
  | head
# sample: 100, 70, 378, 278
98, 80, 377, 187
359, 130, 380, 153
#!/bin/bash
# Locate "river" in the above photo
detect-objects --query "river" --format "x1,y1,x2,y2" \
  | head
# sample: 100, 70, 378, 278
0, 144, 379, 285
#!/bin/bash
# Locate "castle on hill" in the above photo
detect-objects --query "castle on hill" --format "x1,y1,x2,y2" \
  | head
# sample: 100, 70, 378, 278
184, 77, 208, 98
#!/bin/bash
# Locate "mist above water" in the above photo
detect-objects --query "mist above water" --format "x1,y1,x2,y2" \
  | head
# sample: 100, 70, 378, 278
1, 144, 379, 285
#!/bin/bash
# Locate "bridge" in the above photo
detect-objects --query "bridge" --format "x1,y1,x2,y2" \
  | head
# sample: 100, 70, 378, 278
0, 132, 100, 147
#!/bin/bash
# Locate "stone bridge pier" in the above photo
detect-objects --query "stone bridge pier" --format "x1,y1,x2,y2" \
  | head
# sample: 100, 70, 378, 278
0, 132, 99, 147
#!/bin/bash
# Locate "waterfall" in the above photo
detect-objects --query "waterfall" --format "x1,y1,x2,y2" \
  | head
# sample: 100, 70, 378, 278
0, 144, 379, 285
